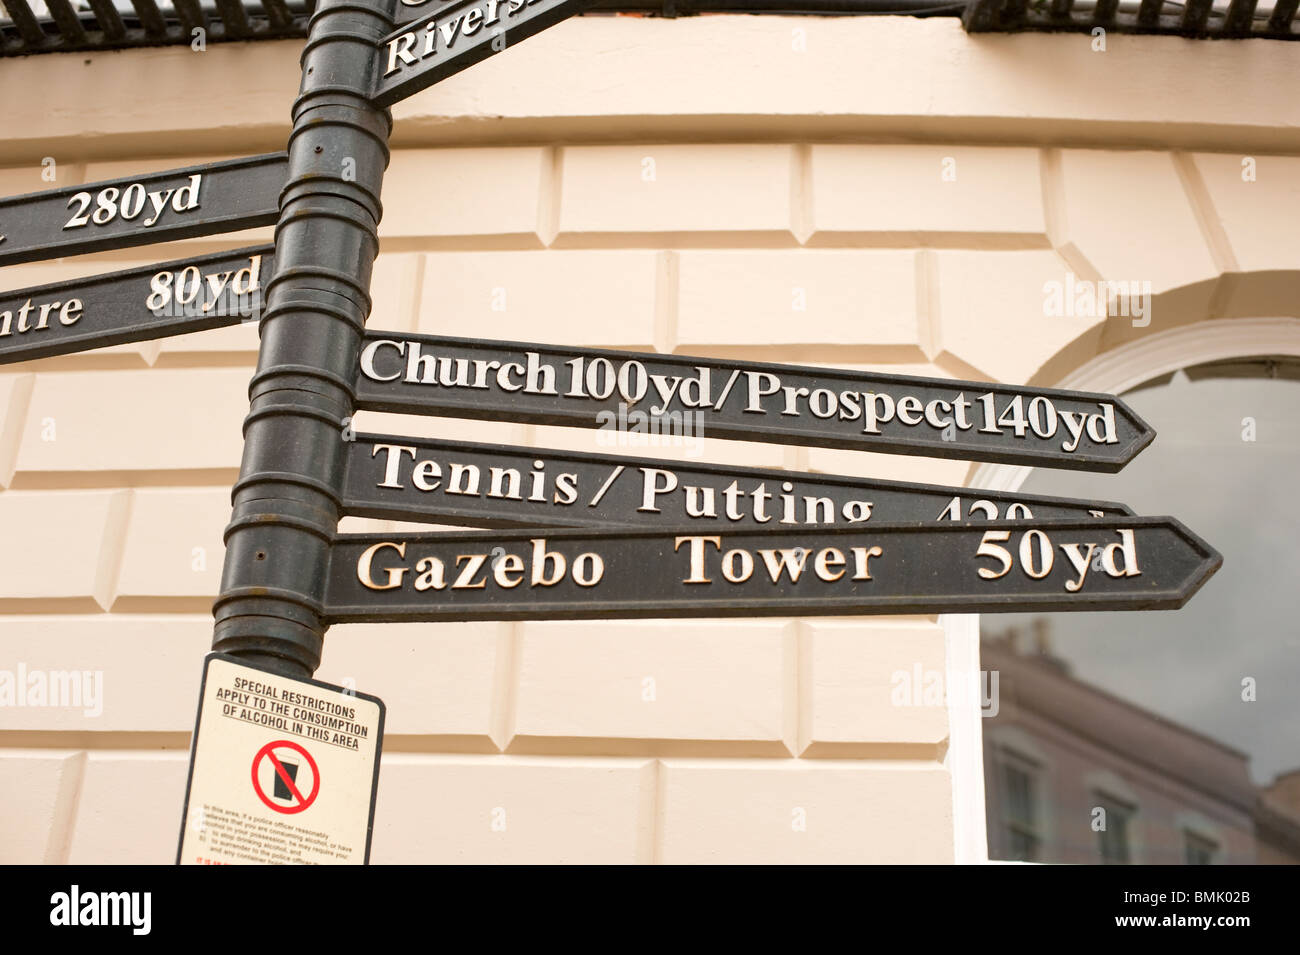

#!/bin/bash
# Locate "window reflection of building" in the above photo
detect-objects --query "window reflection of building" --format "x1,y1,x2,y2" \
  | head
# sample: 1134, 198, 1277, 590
982, 623, 1300, 865
1185, 831, 1218, 865
1095, 797, 1134, 864
1000, 759, 1042, 862
1256, 772, 1300, 865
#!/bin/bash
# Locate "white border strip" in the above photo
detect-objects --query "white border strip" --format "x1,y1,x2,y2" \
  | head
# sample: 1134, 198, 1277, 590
942, 612, 989, 865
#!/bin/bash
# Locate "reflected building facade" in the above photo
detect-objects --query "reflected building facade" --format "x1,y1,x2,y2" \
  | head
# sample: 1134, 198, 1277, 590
983, 623, 1300, 865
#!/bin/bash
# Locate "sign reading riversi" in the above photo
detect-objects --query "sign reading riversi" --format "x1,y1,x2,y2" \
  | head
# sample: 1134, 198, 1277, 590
0, 154, 286, 267
177, 653, 384, 866
0, 245, 272, 365
355, 332, 1155, 471
323, 517, 1221, 622
343, 432, 1133, 529
371, 0, 597, 107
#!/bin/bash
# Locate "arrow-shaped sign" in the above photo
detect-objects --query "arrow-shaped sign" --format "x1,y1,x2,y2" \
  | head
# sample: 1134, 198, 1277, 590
320, 516, 1221, 623
354, 331, 1155, 472
370, 0, 597, 107
0, 154, 286, 268
342, 431, 1134, 529
0, 245, 273, 365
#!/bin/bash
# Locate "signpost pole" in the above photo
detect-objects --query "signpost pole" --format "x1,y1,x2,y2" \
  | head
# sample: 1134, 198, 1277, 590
210, 0, 397, 678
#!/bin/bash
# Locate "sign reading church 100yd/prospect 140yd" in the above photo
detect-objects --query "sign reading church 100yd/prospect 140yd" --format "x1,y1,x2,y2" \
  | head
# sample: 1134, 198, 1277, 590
355, 332, 1155, 471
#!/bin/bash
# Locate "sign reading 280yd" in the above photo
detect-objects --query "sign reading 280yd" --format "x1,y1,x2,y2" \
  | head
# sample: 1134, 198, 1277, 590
0, 154, 285, 267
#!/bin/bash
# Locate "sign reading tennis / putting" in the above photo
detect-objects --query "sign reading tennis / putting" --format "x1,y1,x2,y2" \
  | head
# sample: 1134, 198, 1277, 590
0, 245, 272, 365
370, 0, 597, 107
354, 333, 1155, 472
323, 517, 1221, 623
342, 432, 1133, 529
0, 154, 285, 267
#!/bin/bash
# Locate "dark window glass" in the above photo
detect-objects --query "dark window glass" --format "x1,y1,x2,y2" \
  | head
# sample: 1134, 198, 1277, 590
1096, 799, 1133, 864
1002, 762, 1040, 862
982, 359, 1300, 865
1185, 832, 1218, 865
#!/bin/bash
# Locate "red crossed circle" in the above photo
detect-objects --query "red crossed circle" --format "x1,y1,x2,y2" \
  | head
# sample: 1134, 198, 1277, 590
251, 740, 320, 814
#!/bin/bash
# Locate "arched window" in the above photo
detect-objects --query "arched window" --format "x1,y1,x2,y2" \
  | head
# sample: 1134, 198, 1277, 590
978, 346, 1300, 865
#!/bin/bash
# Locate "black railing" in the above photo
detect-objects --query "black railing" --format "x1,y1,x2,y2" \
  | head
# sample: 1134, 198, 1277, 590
962, 0, 1298, 38
1, 0, 313, 53
0, 0, 1294, 56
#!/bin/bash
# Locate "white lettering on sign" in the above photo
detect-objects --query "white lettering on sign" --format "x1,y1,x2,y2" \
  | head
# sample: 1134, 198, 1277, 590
0, 253, 263, 344
63, 174, 201, 231
638, 469, 873, 525
146, 253, 263, 316
358, 338, 1125, 457
384, 0, 547, 77
0, 297, 83, 338
975, 528, 1140, 592
356, 531, 1146, 595
369, 442, 582, 505
356, 537, 605, 592
329, 519, 1215, 620
673, 535, 882, 585
937, 497, 1033, 521
363, 443, 891, 526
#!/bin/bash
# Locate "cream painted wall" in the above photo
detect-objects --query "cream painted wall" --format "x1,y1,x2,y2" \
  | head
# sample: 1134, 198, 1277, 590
0, 16, 1297, 864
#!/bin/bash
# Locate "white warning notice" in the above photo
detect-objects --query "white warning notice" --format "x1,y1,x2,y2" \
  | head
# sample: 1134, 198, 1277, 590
177, 653, 385, 866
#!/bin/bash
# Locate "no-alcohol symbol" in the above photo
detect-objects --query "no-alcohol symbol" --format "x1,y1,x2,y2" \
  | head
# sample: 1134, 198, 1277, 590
251, 740, 320, 814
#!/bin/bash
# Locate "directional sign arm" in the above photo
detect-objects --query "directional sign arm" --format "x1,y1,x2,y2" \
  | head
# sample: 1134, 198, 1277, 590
341, 431, 1135, 529
0, 154, 286, 268
0, 245, 274, 365
322, 517, 1222, 623
354, 331, 1157, 471
370, 0, 599, 107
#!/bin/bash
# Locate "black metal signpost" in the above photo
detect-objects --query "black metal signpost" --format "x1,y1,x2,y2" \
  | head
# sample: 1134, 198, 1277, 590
175, 0, 401, 868
354, 331, 1155, 471
342, 431, 1133, 529
207, 0, 396, 682
369, 0, 598, 108
0, 245, 273, 364
321, 517, 1222, 622
0, 154, 286, 267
